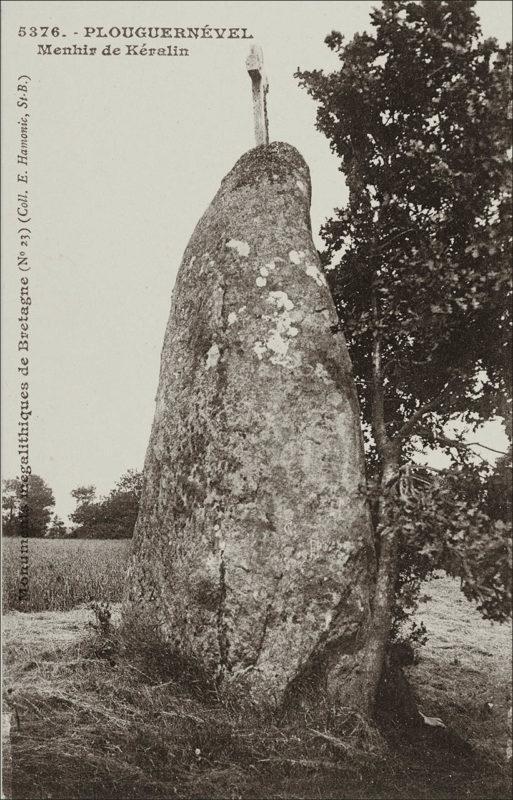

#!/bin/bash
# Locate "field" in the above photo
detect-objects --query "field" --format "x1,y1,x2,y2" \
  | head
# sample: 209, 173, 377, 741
2, 538, 129, 612
2, 538, 512, 799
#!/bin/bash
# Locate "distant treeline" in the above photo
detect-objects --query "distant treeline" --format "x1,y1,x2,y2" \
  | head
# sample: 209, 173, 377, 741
2, 470, 142, 539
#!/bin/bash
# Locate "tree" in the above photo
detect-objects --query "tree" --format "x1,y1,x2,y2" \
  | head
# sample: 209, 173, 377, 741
46, 514, 68, 538
69, 471, 142, 539
1, 474, 55, 537
100, 469, 142, 539
2, 478, 20, 537
297, 0, 512, 715
114, 469, 143, 498
69, 485, 98, 535
70, 485, 96, 507
485, 447, 512, 523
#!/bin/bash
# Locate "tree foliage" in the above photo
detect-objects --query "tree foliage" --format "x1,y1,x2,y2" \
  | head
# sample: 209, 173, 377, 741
389, 462, 512, 628
1, 474, 55, 537
297, 0, 511, 442
46, 514, 68, 538
69, 470, 142, 539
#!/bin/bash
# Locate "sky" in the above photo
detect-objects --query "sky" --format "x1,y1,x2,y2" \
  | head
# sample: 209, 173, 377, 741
2, 0, 511, 521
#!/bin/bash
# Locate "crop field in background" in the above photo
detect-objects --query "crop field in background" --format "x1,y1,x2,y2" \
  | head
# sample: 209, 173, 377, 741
2, 538, 130, 612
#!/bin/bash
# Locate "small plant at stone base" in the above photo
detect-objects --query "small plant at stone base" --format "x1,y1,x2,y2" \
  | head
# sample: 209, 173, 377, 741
89, 599, 112, 635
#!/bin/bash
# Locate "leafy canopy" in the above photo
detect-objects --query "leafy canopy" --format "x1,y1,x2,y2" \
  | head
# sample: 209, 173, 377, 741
297, 0, 511, 446
70, 469, 142, 539
2, 474, 55, 537
296, 0, 512, 623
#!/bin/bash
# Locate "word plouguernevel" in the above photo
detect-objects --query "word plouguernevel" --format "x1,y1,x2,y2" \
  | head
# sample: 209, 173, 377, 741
82, 26, 253, 40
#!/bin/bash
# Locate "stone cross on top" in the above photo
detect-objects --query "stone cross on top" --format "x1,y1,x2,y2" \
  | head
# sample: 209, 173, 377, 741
246, 44, 269, 147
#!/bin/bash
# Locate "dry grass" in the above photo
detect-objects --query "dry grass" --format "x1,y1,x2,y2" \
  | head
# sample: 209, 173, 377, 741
2, 544, 512, 799
3, 615, 386, 800
2, 538, 129, 612
402, 575, 512, 795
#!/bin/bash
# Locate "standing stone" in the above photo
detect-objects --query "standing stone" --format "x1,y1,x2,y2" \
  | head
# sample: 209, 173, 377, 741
124, 142, 375, 708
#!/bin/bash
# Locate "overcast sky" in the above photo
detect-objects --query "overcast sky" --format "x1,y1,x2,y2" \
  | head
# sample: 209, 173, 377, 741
2, 1, 511, 521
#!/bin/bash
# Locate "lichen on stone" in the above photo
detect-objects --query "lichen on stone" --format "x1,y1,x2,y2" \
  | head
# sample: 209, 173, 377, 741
314, 363, 332, 385
253, 341, 267, 360
305, 263, 327, 288
288, 250, 303, 265
205, 343, 221, 369
227, 239, 250, 257
267, 291, 294, 312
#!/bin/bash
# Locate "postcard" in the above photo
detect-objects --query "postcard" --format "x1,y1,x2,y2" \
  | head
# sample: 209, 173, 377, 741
2, 2, 511, 798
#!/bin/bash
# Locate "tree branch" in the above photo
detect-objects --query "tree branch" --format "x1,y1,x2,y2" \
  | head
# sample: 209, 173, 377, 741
396, 396, 445, 442
396, 380, 457, 442
465, 441, 509, 456
376, 227, 416, 252
417, 429, 508, 458
370, 289, 390, 455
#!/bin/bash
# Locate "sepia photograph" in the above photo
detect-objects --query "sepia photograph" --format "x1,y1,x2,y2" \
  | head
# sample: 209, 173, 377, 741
1, 1, 512, 798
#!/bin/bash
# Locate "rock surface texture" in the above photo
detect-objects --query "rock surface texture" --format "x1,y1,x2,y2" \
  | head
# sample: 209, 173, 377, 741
124, 142, 375, 707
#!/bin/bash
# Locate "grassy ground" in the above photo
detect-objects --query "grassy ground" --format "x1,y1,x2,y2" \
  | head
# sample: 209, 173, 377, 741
2, 541, 512, 799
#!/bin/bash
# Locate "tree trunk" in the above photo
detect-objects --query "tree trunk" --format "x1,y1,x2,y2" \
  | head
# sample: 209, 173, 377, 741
353, 455, 400, 717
